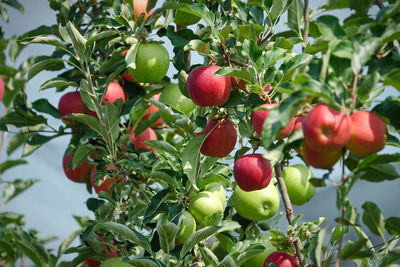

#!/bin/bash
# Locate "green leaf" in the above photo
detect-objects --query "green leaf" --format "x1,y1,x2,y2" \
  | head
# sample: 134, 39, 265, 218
0, 110, 47, 128
39, 77, 78, 90
28, 58, 64, 80
182, 134, 207, 187
143, 140, 179, 156
339, 237, 368, 260
180, 3, 215, 26
128, 258, 160, 267
361, 202, 385, 239
3, 178, 39, 204
180, 226, 220, 257
373, 97, 400, 130
57, 229, 82, 260
308, 228, 326, 267
95, 222, 153, 255
313, 15, 345, 40
220, 255, 236, 267
185, 40, 210, 56
66, 21, 87, 59
156, 216, 178, 253
287, 0, 304, 32
72, 144, 95, 169
215, 67, 257, 84
0, 159, 27, 174
7, 132, 32, 155
21, 35, 66, 49
104, 101, 122, 144
383, 68, 400, 91
15, 240, 46, 266
143, 189, 169, 224
385, 217, 400, 236
69, 113, 106, 139
351, 38, 381, 74
270, 0, 289, 19
86, 30, 118, 47
32, 98, 60, 118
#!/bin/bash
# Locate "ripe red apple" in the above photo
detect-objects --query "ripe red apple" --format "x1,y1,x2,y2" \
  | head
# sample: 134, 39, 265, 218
102, 82, 126, 104
58, 91, 88, 123
85, 258, 101, 267
252, 103, 296, 139
233, 154, 273, 191
90, 165, 122, 194
302, 103, 351, 151
293, 116, 304, 131
142, 93, 163, 127
302, 141, 342, 169
347, 110, 387, 156
198, 118, 237, 158
62, 153, 92, 183
264, 85, 272, 94
130, 127, 157, 151
0, 76, 4, 101
187, 65, 231, 107
133, 0, 154, 21
263, 251, 299, 267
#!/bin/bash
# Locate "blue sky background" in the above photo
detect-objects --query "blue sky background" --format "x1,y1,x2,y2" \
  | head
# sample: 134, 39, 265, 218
0, 0, 399, 263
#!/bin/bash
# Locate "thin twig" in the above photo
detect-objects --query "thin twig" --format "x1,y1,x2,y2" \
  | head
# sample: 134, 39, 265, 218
374, 0, 385, 9
350, 75, 359, 111
334, 157, 347, 267
302, 0, 310, 51
274, 163, 305, 266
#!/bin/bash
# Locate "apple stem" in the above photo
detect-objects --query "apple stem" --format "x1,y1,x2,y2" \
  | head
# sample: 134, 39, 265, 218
274, 163, 305, 266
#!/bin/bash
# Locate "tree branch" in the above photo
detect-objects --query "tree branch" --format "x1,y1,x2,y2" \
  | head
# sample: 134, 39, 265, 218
274, 163, 305, 266
302, 0, 309, 51
334, 158, 347, 267
374, 0, 384, 9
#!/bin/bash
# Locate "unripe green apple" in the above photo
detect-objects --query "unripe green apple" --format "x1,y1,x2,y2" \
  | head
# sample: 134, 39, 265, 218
282, 164, 316, 206
159, 83, 195, 114
242, 250, 274, 267
232, 183, 280, 221
203, 183, 227, 207
100, 257, 133, 267
127, 43, 169, 83
176, 210, 196, 245
188, 189, 225, 224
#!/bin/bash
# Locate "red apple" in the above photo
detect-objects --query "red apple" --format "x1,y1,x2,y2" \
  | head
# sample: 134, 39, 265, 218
347, 110, 387, 156
133, 0, 154, 21
187, 65, 231, 107
198, 118, 237, 158
302, 103, 351, 151
102, 82, 126, 104
122, 72, 135, 82
62, 153, 92, 183
264, 85, 272, 94
302, 141, 342, 169
85, 258, 101, 267
0, 76, 4, 101
130, 127, 157, 151
263, 251, 299, 267
143, 93, 163, 127
234, 154, 273, 191
58, 91, 87, 123
252, 103, 296, 139
90, 165, 122, 194
293, 116, 304, 131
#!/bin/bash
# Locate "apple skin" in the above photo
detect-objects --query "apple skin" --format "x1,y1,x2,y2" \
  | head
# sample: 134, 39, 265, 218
347, 110, 387, 156
132, 0, 154, 21
90, 165, 121, 194
128, 43, 169, 83
242, 250, 274, 267
142, 93, 163, 127
232, 183, 280, 221
58, 92, 88, 123
302, 103, 351, 151
263, 251, 299, 267
102, 82, 126, 104
203, 183, 227, 206
233, 154, 273, 192
0, 76, 4, 101
62, 153, 92, 183
264, 85, 272, 94
85, 258, 101, 267
130, 127, 157, 151
187, 65, 231, 107
282, 164, 316, 206
159, 83, 196, 114
252, 103, 296, 139
188, 188, 226, 224
100, 257, 133, 267
293, 116, 304, 131
302, 141, 342, 169
199, 118, 237, 158
176, 210, 196, 245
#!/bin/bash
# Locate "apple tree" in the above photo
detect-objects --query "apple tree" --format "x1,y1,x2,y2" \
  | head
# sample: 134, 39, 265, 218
1, 0, 400, 266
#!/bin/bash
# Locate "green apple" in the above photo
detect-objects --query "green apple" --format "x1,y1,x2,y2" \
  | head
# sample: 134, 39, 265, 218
176, 210, 196, 245
159, 83, 195, 114
283, 164, 316, 206
188, 190, 225, 224
203, 183, 227, 207
241, 251, 272, 267
232, 183, 280, 221
100, 257, 133, 267
127, 43, 169, 83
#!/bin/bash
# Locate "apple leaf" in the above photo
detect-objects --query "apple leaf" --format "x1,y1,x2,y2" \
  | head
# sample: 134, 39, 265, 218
180, 226, 221, 258
31, 98, 60, 119
28, 58, 64, 80
200, 246, 220, 266
39, 77, 78, 91
144, 140, 179, 156
0, 159, 27, 174
72, 144, 95, 169
66, 21, 87, 59
3, 178, 39, 204
157, 215, 178, 254
219, 255, 235, 267
143, 189, 169, 224
339, 237, 368, 260
182, 134, 207, 188
362, 202, 386, 239
128, 258, 160, 267
385, 217, 400, 236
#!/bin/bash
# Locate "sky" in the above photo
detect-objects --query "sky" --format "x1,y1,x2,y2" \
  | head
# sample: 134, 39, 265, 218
0, 0, 399, 264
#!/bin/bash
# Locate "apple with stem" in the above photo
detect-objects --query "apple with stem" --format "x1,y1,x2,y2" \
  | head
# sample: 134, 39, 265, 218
347, 110, 386, 156
232, 183, 280, 221
282, 164, 316, 205
62, 153, 92, 183
198, 118, 237, 158
234, 153, 273, 191
302, 103, 351, 151
187, 65, 231, 106
130, 127, 157, 152
188, 186, 226, 224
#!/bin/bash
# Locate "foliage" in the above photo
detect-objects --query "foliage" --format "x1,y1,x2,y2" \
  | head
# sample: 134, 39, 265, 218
0, 0, 400, 266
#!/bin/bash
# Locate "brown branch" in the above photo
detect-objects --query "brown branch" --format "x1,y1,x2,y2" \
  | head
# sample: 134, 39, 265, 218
274, 163, 305, 266
374, 0, 384, 9
302, 0, 309, 51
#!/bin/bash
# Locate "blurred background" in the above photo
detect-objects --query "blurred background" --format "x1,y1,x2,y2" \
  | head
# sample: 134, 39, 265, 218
0, 0, 399, 262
